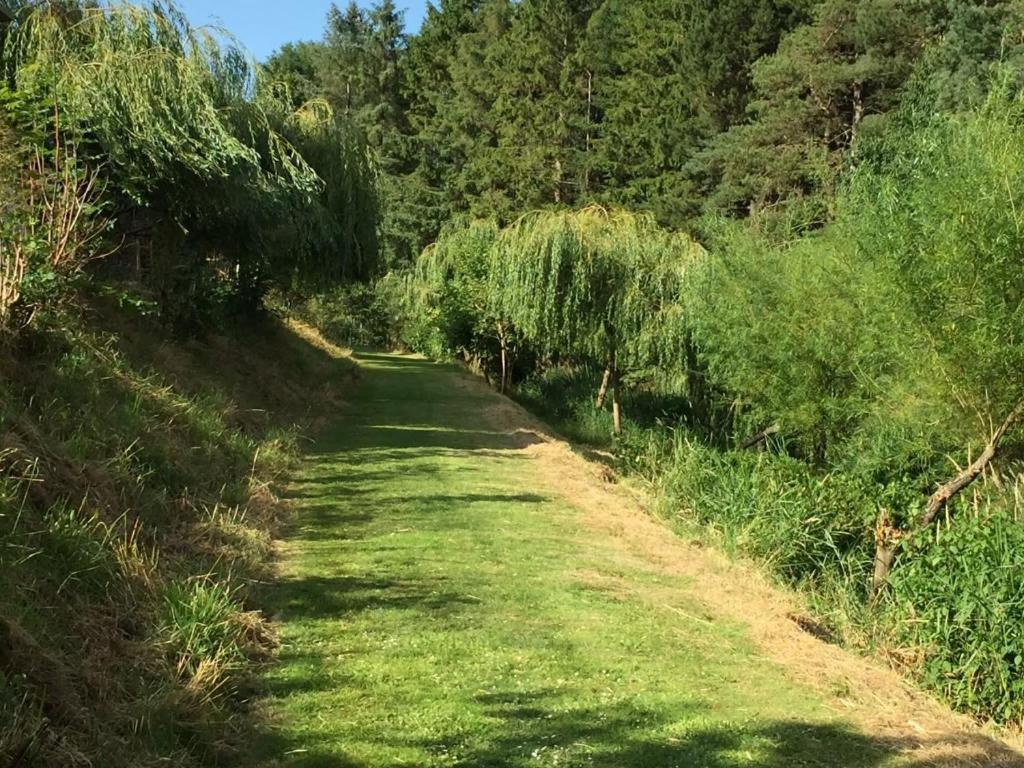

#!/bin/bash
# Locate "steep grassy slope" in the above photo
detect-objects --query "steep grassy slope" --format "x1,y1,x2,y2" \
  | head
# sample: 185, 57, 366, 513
0, 303, 355, 767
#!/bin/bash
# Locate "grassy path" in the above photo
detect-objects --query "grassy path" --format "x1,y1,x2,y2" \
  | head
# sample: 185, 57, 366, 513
250, 352, 1013, 768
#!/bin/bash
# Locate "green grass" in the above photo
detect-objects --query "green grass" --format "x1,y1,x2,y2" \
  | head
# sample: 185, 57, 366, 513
0, 308, 356, 767
246, 352, 922, 768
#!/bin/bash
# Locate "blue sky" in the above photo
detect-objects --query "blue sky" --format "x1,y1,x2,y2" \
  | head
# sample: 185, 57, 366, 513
176, 1, 430, 61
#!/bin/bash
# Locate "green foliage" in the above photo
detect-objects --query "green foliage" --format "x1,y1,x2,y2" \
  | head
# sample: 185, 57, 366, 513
844, 93, 1024, 449
1, 1, 378, 329
888, 501, 1024, 722
698, 0, 931, 226
490, 207, 701, 369
652, 434, 876, 587
409, 219, 502, 357
286, 281, 394, 348
513, 363, 620, 445
687, 220, 909, 464
393, 207, 702, 426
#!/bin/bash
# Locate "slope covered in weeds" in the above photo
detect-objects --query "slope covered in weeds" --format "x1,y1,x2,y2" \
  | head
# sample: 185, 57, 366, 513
0, 301, 354, 767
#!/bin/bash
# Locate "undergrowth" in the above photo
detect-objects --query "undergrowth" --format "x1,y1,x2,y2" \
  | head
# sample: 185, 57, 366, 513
0, 297, 355, 767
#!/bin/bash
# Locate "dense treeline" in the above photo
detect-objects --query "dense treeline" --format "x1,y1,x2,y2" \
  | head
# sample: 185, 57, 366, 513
272, 0, 1024, 727
269, 0, 1024, 260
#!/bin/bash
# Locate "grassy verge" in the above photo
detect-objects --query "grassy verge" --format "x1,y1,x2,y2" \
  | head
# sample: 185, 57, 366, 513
511, 366, 1024, 727
0, 299, 355, 767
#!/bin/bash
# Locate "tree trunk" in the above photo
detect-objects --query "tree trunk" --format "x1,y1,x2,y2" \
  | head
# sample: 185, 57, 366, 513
611, 366, 622, 436
851, 80, 864, 148
921, 397, 1024, 527
497, 322, 508, 394
596, 363, 612, 409
584, 69, 593, 196
870, 508, 901, 601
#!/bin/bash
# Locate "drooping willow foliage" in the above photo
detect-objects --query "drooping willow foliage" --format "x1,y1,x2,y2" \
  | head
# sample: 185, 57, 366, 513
491, 207, 702, 370
402, 208, 703, 428
391, 220, 507, 376
0, 1, 378, 325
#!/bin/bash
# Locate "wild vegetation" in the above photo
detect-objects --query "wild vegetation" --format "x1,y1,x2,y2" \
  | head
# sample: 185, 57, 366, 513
6, 0, 1024, 763
0, 2, 367, 764
383, 78, 1024, 729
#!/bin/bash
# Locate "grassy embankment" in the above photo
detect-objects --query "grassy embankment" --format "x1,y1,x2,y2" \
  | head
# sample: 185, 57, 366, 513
0, 302, 355, 767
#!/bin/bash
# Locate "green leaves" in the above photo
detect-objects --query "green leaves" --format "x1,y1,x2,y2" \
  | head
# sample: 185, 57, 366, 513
490, 207, 701, 367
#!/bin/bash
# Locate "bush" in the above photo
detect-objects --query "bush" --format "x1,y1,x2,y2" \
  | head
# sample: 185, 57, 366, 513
653, 436, 876, 588
285, 282, 394, 348
887, 501, 1024, 722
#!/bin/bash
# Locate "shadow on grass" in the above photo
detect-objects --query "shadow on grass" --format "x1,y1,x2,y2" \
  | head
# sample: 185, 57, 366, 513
400, 691, 1024, 768
310, 427, 545, 453
241, 686, 1024, 768
268, 573, 482, 620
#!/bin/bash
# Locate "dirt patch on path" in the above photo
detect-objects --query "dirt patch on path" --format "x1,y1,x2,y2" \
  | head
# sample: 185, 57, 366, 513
454, 368, 1024, 767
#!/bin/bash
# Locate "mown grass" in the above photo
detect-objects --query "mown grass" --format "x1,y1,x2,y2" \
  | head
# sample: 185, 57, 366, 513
245, 352, 919, 768
0, 301, 356, 767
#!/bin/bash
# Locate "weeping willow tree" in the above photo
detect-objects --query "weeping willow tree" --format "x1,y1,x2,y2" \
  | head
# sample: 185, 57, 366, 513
1, 1, 378, 323
402, 220, 515, 385
490, 207, 702, 433
280, 98, 380, 287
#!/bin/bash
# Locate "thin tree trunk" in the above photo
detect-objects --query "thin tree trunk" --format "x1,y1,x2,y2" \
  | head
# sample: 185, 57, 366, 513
870, 508, 901, 601
921, 397, 1024, 527
497, 322, 508, 394
596, 363, 611, 409
584, 69, 593, 196
850, 81, 865, 168
611, 366, 622, 436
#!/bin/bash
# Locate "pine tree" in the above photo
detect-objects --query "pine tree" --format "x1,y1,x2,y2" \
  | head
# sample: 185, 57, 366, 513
699, 0, 932, 226
264, 42, 325, 109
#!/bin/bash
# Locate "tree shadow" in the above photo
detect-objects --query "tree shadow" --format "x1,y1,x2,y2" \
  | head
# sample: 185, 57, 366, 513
400, 690, 1024, 768
266, 572, 483, 621
310, 426, 545, 453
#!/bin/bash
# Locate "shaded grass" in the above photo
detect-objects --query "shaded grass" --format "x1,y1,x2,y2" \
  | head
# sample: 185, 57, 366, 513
0, 302, 356, 767
244, 353, 923, 767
